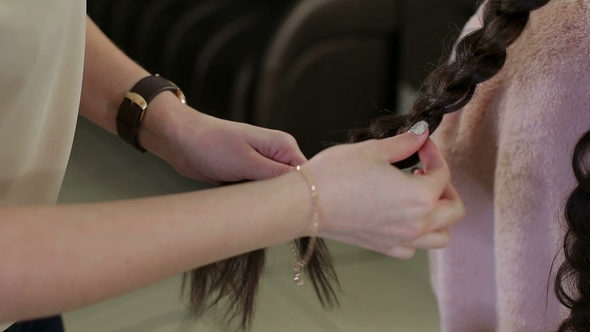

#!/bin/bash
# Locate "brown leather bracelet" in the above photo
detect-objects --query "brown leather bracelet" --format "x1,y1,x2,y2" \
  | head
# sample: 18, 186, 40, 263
116, 75, 186, 152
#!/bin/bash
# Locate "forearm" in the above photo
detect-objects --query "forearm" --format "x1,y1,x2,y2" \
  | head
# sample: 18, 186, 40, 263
0, 172, 310, 322
80, 16, 150, 134
80, 16, 202, 162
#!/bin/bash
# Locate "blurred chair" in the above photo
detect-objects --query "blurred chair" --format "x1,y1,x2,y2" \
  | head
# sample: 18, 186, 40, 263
135, 0, 208, 73
160, 0, 247, 99
254, 0, 398, 157
185, 2, 294, 121
110, 0, 148, 58
86, 0, 475, 157
188, 11, 270, 120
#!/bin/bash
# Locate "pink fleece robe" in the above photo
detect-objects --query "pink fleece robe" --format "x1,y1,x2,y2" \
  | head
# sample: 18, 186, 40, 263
430, 1, 590, 331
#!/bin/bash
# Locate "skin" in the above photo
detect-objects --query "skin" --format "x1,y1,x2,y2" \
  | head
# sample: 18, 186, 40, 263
0, 17, 465, 324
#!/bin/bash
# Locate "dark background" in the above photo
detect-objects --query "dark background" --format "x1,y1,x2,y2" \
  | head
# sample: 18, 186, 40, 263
88, 0, 478, 157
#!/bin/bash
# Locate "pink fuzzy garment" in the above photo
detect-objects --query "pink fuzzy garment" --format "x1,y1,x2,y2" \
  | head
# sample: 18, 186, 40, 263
430, 1, 590, 331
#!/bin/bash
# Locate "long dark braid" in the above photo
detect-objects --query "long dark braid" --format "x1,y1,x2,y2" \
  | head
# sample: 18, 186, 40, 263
348, 0, 550, 168
555, 130, 590, 331
348, 0, 590, 330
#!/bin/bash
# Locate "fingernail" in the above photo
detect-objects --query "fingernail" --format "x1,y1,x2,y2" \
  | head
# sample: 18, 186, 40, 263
411, 167, 423, 174
408, 120, 429, 136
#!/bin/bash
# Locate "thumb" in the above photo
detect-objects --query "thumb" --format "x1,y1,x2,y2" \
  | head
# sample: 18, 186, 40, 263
247, 154, 296, 180
376, 120, 429, 163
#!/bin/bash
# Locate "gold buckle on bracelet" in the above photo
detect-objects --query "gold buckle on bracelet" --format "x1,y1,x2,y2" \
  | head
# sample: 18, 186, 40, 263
174, 88, 187, 105
124, 92, 148, 122
125, 78, 186, 123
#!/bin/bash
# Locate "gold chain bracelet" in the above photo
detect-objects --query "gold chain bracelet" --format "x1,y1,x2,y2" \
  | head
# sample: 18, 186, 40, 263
290, 165, 319, 285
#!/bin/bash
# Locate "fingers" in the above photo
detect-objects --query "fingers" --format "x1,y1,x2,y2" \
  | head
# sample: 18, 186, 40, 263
370, 228, 450, 258
411, 167, 425, 175
252, 129, 308, 166
244, 129, 306, 180
361, 241, 417, 260
386, 246, 417, 260
246, 153, 296, 180
407, 169, 463, 249
413, 139, 450, 199
407, 228, 451, 249
273, 137, 307, 166
402, 182, 463, 246
373, 129, 429, 164
424, 183, 465, 232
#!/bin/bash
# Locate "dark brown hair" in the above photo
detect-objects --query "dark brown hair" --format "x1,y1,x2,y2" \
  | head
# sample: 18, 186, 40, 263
349, 0, 550, 160
554, 130, 590, 331
350, 0, 590, 330
348, 0, 590, 329
183, 236, 338, 330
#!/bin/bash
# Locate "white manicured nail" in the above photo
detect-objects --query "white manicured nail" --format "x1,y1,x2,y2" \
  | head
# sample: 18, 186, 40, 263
409, 121, 428, 135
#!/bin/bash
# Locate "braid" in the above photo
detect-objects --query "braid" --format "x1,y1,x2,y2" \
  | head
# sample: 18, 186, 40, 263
348, 0, 590, 330
348, 0, 550, 169
555, 130, 590, 331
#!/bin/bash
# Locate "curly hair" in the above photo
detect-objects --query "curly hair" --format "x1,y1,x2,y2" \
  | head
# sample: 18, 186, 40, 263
554, 129, 590, 331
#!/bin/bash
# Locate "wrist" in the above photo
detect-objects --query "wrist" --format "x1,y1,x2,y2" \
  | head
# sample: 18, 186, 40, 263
276, 170, 317, 239
136, 91, 192, 161
116, 75, 186, 153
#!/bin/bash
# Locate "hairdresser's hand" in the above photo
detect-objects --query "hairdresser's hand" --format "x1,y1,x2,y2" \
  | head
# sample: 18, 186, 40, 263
142, 104, 307, 183
301, 127, 465, 259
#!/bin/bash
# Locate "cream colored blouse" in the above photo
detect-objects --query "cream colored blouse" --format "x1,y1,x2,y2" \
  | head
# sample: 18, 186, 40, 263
0, 0, 85, 328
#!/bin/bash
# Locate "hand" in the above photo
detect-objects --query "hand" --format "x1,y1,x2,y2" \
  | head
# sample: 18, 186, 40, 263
301, 130, 465, 259
140, 100, 307, 183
